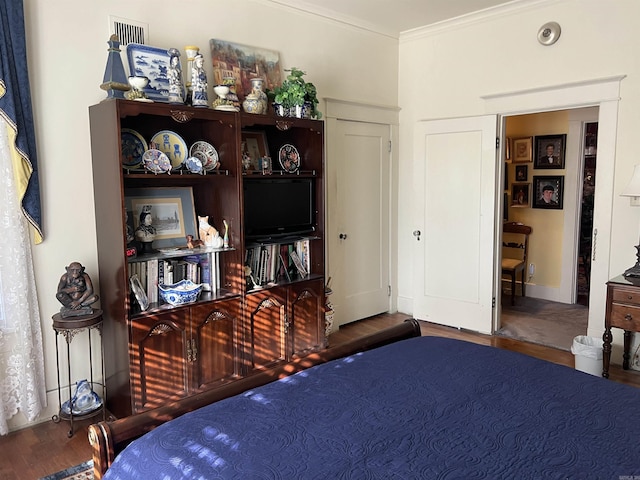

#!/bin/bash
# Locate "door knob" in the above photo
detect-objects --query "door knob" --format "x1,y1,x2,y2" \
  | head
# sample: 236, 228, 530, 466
339, 233, 348, 240
413, 230, 421, 241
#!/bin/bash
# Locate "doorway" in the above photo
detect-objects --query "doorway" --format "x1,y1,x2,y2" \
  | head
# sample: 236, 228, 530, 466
498, 109, 598, 349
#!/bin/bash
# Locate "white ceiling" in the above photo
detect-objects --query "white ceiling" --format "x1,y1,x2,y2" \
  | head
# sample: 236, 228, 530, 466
265, 0, 518, 37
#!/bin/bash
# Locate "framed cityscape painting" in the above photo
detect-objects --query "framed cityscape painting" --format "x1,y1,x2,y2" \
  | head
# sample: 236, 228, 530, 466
209, 39, 282, 101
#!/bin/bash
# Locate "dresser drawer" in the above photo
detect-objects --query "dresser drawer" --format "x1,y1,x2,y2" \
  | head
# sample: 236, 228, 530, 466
611, 287, 640, 306
609, 304, 640, 330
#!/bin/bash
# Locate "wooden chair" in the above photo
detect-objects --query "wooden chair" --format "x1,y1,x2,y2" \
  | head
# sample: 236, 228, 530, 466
502, 222, 532, 305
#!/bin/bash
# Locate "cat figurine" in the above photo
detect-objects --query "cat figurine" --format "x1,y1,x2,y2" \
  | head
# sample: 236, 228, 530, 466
198, 215, 224, 247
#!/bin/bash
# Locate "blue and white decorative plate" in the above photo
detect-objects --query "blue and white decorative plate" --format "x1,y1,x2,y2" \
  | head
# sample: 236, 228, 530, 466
150, 130, 188, 169
126, 43, 176, 102
142, 149, 172, 174
185, 156, 204, 174
121, 128, 147, 168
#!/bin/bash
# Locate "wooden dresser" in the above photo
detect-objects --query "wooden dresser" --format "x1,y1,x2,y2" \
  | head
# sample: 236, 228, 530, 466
603, 275, 640, 378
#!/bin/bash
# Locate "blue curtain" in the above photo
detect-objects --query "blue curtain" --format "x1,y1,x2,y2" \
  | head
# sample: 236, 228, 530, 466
0, 0, 43, 243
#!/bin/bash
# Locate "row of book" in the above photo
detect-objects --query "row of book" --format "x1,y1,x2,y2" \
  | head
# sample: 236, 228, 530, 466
129, 252, 220, 305
245, 240, 311, 287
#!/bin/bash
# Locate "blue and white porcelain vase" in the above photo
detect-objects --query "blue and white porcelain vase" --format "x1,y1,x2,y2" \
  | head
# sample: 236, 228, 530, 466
242, 78, 268, 114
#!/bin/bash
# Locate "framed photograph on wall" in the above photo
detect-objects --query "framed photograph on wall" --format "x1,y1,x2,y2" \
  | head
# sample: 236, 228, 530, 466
534, 134, 566, 169
512, 137, 533, 163
515, 165, 528, 182
125, 187, 197, 248
532, 175, 564, 209
511, 183, 530, 207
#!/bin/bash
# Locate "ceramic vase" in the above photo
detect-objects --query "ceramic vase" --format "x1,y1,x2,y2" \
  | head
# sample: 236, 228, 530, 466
242, 78, 268, 115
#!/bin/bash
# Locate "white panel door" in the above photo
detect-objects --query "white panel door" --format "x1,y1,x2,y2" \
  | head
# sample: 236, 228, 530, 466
413, 115, 497, 334
328, 120, 390, 327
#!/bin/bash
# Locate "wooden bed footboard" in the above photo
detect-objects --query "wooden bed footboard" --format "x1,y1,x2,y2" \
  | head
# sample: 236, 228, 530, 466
89, 318, 421, 479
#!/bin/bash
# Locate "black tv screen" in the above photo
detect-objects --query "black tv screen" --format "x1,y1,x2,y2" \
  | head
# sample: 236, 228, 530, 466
243, 178, 316, 240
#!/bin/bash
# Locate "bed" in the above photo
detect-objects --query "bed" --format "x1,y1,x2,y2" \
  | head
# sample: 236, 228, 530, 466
90, 319, 640, 479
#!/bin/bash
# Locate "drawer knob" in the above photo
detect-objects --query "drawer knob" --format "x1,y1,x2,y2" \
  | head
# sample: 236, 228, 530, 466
625, 314, 633, 321
629, 295, 634, 300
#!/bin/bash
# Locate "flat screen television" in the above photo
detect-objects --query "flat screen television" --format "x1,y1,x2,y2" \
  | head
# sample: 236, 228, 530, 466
243, 178, 316, 240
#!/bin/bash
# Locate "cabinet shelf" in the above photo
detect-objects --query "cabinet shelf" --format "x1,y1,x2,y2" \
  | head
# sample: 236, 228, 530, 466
246, 273, 324, 293
128, 246, 236, 263
242, 170, 318, 177
130, 289, 241, 317
124, 168, 232, 177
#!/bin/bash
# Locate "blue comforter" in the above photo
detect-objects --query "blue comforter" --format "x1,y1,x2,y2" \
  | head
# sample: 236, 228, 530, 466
104, 336, 640, 479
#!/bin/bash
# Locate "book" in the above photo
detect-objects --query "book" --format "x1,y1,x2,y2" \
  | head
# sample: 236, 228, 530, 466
146, 259, 158, 304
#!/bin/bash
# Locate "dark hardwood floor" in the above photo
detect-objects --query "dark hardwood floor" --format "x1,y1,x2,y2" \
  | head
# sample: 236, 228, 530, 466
2, 312, 639, 479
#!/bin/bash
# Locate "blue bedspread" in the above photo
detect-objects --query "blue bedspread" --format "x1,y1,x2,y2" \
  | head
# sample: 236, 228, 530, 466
104, 336, 640, 479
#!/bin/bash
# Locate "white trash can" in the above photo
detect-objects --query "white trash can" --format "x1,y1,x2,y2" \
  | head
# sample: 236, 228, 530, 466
571, 335, 603, 376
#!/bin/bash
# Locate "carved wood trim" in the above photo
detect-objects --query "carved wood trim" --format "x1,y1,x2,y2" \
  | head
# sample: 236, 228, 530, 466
170, 110, 195, 123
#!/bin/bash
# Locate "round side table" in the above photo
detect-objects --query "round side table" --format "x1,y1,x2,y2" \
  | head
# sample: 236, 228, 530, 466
51, 309, 106, 437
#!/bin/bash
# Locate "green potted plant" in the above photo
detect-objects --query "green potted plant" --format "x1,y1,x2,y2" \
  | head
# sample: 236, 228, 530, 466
272, 67, 321, 119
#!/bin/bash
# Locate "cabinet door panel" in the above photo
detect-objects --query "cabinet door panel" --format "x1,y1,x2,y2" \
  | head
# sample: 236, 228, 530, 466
191, 300, 240, 390
246, 289, 287, 371
130, 313, 189, 413
289, 280, 324, 358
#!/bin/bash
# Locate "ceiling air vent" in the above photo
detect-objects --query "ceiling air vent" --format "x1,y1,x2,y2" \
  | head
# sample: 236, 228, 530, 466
109, 16, 148, 46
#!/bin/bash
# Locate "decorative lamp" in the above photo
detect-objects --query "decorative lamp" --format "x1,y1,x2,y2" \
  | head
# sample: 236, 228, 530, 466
621, 165, 640, 277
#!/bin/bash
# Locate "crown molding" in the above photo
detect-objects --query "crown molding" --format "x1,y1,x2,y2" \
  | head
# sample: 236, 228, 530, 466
400, 0, 557, 43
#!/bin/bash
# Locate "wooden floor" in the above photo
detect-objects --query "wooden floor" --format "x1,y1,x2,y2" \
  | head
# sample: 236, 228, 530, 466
2, 312, 639, 479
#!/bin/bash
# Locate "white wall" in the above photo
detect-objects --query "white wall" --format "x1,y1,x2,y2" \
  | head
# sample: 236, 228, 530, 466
15, 0, 398, 431
397, 0, 640, 346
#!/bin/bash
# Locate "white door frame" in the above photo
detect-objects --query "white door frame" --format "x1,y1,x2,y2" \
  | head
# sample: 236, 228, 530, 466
324, 98, 400, 319
482, 75, 625, 336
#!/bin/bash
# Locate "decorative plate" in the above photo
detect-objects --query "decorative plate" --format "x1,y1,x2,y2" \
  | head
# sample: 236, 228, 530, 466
126, 43, 175, 102
142, 149, 172, 174
184, 156, 204, 175
130, 274, 149, 310
150, 130, 188, 168
278, 143, 301, 173
189, 141, 220, 171
121, 128, 147, 168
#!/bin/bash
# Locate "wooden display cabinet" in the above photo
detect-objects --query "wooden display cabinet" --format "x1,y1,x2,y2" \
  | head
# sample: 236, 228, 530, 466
89, 99, 325, 419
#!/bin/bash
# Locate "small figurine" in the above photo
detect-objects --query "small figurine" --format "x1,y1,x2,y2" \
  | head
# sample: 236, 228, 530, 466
56, 262, 100, 318
191, 53, 208, 107
223, 219, 229, 248
186, 234, 204, 249
135, 206, 156, 253
198, 215, 219, 247
167, 48, 184, 104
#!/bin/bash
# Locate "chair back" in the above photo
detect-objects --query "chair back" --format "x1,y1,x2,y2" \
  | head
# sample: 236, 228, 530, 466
502, 222, 532, 264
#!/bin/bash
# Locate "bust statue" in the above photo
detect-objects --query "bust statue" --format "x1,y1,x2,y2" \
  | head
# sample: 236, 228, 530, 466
135, 206, 156, 253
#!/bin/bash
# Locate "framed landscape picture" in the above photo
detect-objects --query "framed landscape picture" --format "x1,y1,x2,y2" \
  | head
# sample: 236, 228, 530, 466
210, 39, 282, 101
534, 134, 566, 169
532, 175, 564, 209
125, 187, 197, 248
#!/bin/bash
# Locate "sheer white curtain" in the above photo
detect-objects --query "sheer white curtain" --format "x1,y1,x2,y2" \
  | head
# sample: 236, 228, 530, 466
0, 117, 46, 435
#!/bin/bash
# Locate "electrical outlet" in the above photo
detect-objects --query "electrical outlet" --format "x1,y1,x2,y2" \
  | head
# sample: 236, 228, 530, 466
528, 263, 535, 275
